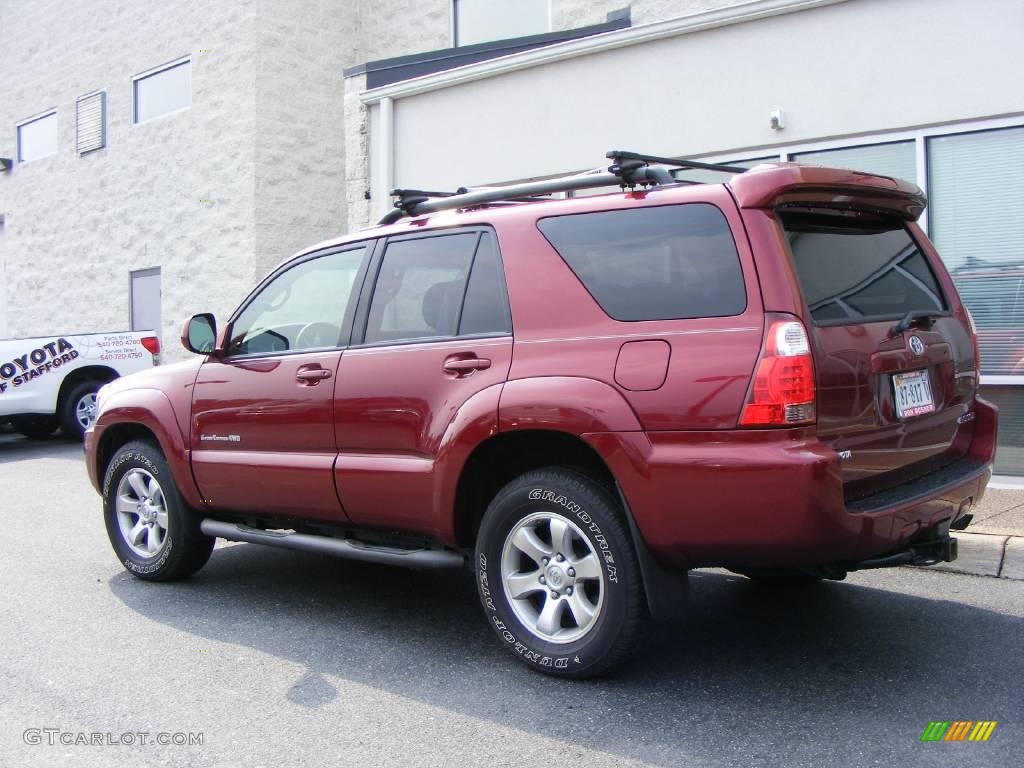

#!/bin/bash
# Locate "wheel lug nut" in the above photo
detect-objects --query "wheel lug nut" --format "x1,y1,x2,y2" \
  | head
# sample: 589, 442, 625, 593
550, 591, 559, 600
542, 557, 549, 565
556, 553, 564, 562
539, 576, 546, 584
567, 587, 573, 595
567, 567, 576, 577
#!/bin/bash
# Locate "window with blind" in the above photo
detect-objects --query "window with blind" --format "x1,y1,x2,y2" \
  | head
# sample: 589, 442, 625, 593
76, 92, 106, 155
929, 126, 1024, 377
792, 141, 917, 184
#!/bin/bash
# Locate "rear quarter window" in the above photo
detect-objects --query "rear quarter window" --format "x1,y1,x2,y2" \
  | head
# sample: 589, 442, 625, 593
536, 203, 746, 321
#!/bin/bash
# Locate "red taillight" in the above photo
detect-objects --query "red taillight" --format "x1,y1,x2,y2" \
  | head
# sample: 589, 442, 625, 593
965, 308, 980, 377
739, 317, 816, 427
140, 336, 161, 355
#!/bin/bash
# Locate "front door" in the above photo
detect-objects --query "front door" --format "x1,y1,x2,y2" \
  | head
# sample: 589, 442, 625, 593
333, 229, 514, 536
191, 244, 370, 520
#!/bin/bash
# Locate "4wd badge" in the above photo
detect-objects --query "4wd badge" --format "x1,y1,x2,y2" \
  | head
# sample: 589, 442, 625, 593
908, 335, 926, 356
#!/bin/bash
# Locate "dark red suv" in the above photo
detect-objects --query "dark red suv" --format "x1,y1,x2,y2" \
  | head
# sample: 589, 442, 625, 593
85, 152, 996, 677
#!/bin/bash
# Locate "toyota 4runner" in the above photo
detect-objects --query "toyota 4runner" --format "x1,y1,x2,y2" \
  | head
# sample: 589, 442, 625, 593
85, 151, 996, 677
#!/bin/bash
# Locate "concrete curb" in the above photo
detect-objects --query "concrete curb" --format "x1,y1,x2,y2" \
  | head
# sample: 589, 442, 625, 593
923, 532, 1023, 580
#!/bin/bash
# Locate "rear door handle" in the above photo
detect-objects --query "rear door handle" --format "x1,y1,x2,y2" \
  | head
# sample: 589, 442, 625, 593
296, 368, 332, 384
442, 356, 491, 375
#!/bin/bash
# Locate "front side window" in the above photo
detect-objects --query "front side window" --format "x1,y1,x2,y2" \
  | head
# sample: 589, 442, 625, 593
228, 247, 367, 356
779, 210, 946, 324
133, 59, 191, 124
364, 233, 480, 344
537, 204, 747, 322
17, 112, 58, 163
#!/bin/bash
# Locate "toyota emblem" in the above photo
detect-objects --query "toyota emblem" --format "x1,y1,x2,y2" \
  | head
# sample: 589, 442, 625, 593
908, 335, 925, 356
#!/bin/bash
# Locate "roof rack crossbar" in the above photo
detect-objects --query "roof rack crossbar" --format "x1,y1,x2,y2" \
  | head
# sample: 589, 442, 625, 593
607, 150, 748, 174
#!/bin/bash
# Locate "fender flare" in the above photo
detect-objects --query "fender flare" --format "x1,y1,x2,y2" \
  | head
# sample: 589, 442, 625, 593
92, 388, 202, 508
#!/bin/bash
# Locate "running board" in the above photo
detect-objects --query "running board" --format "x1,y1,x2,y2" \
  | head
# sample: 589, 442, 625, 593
200, 519, 465, 570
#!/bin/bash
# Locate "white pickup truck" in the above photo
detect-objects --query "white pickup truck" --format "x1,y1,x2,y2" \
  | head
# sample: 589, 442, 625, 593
0, 332, 160, 440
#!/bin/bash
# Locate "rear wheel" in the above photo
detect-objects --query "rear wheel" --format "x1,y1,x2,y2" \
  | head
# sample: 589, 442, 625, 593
103, 440, 214, 581
60, 380, 102, 439
475, 468, 645, 678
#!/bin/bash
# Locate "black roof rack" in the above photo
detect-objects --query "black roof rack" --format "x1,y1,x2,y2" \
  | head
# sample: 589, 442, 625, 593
378, 149, 750, 225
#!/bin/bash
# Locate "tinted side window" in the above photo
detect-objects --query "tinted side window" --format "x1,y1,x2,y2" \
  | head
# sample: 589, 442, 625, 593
365, 233, 477, 344
459, 232, 512, 336
227, 247, 367, 356
537, 204, 746, 321
779, 211, 947, 324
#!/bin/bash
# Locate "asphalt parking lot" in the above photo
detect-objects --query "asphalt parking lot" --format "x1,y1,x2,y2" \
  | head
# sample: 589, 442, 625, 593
1, 433, 1021, 768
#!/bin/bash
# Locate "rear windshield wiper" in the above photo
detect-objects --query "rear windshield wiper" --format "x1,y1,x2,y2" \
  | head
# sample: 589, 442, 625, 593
888, 310, 938, 338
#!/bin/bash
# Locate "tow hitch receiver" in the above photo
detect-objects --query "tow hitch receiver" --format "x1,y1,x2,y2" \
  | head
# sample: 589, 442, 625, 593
847, 534, 958, 572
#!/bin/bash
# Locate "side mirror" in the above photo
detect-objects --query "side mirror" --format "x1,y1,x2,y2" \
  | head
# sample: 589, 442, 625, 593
181, 313, 219, 355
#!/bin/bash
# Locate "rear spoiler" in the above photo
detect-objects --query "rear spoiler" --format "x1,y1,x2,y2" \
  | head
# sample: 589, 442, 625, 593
729, 164, 927, 221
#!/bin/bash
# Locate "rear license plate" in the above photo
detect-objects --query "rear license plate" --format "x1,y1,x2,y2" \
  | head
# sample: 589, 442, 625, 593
893, 369, 935, 419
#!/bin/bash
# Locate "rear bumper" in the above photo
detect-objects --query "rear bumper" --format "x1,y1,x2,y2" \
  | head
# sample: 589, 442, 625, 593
584, 396, 997, 569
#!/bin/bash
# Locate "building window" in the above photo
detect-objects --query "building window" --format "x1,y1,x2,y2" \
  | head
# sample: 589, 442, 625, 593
16, 111, 58, 164
792, 141, 916, 184
133, 58, 191, 124
130, 268, 162, 337
76, 91, 106, 155
453, 0, 550, 46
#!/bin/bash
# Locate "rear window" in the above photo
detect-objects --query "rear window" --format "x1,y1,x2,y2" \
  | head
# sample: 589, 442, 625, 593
779, 210, 947, 325
537, 204, 746, 321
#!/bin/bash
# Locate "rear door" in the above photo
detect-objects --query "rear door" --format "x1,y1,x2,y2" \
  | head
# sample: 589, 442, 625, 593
777, 208, 978, 500
333, 228, 513, 537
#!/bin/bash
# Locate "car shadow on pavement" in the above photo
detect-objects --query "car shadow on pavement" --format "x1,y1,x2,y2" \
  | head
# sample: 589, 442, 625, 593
0, 433, 82, 464
109, 542, 1022, 766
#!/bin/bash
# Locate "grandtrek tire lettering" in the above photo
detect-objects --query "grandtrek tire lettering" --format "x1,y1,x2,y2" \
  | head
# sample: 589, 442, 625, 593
475, 468, 645, 678
529, 486, 618, 582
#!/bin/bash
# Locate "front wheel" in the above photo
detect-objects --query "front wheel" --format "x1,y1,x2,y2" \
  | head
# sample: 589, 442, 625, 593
475, 469, 645, 678
102, 441, 214, 581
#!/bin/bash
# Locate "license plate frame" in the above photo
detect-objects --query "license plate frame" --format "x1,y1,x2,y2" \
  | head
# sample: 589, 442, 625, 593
893, 369, 935, 419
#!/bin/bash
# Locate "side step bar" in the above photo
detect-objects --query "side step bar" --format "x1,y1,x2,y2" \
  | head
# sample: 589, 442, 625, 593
200, 519, 465, 571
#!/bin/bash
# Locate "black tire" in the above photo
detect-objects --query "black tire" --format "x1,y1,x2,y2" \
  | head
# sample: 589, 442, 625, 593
733, 567, 824, 587
60, 380, 102, 440
102, 440, 214, 581
11, 415, 58, 439
475, 468, 645, 678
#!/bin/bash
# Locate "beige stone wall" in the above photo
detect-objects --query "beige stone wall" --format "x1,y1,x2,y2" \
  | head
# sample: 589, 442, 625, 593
0, 0, 261, 352
0, 0, 753, 348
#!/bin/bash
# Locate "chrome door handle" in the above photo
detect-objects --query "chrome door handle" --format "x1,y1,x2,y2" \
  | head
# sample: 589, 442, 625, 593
296, 368, 332, 383
443, 357, 491, 374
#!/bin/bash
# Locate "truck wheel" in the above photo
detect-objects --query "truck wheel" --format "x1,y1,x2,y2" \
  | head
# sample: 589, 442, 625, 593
475, 468, 645, 678
102, 440, 214, 581
60, 380, 103, 439
11, 415, 58, 439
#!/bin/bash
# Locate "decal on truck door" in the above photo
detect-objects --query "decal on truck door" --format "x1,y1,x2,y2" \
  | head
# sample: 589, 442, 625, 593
0, 338, 79, 394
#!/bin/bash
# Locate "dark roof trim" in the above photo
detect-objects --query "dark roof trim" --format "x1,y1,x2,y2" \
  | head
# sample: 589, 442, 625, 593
344, 13, 632, 89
